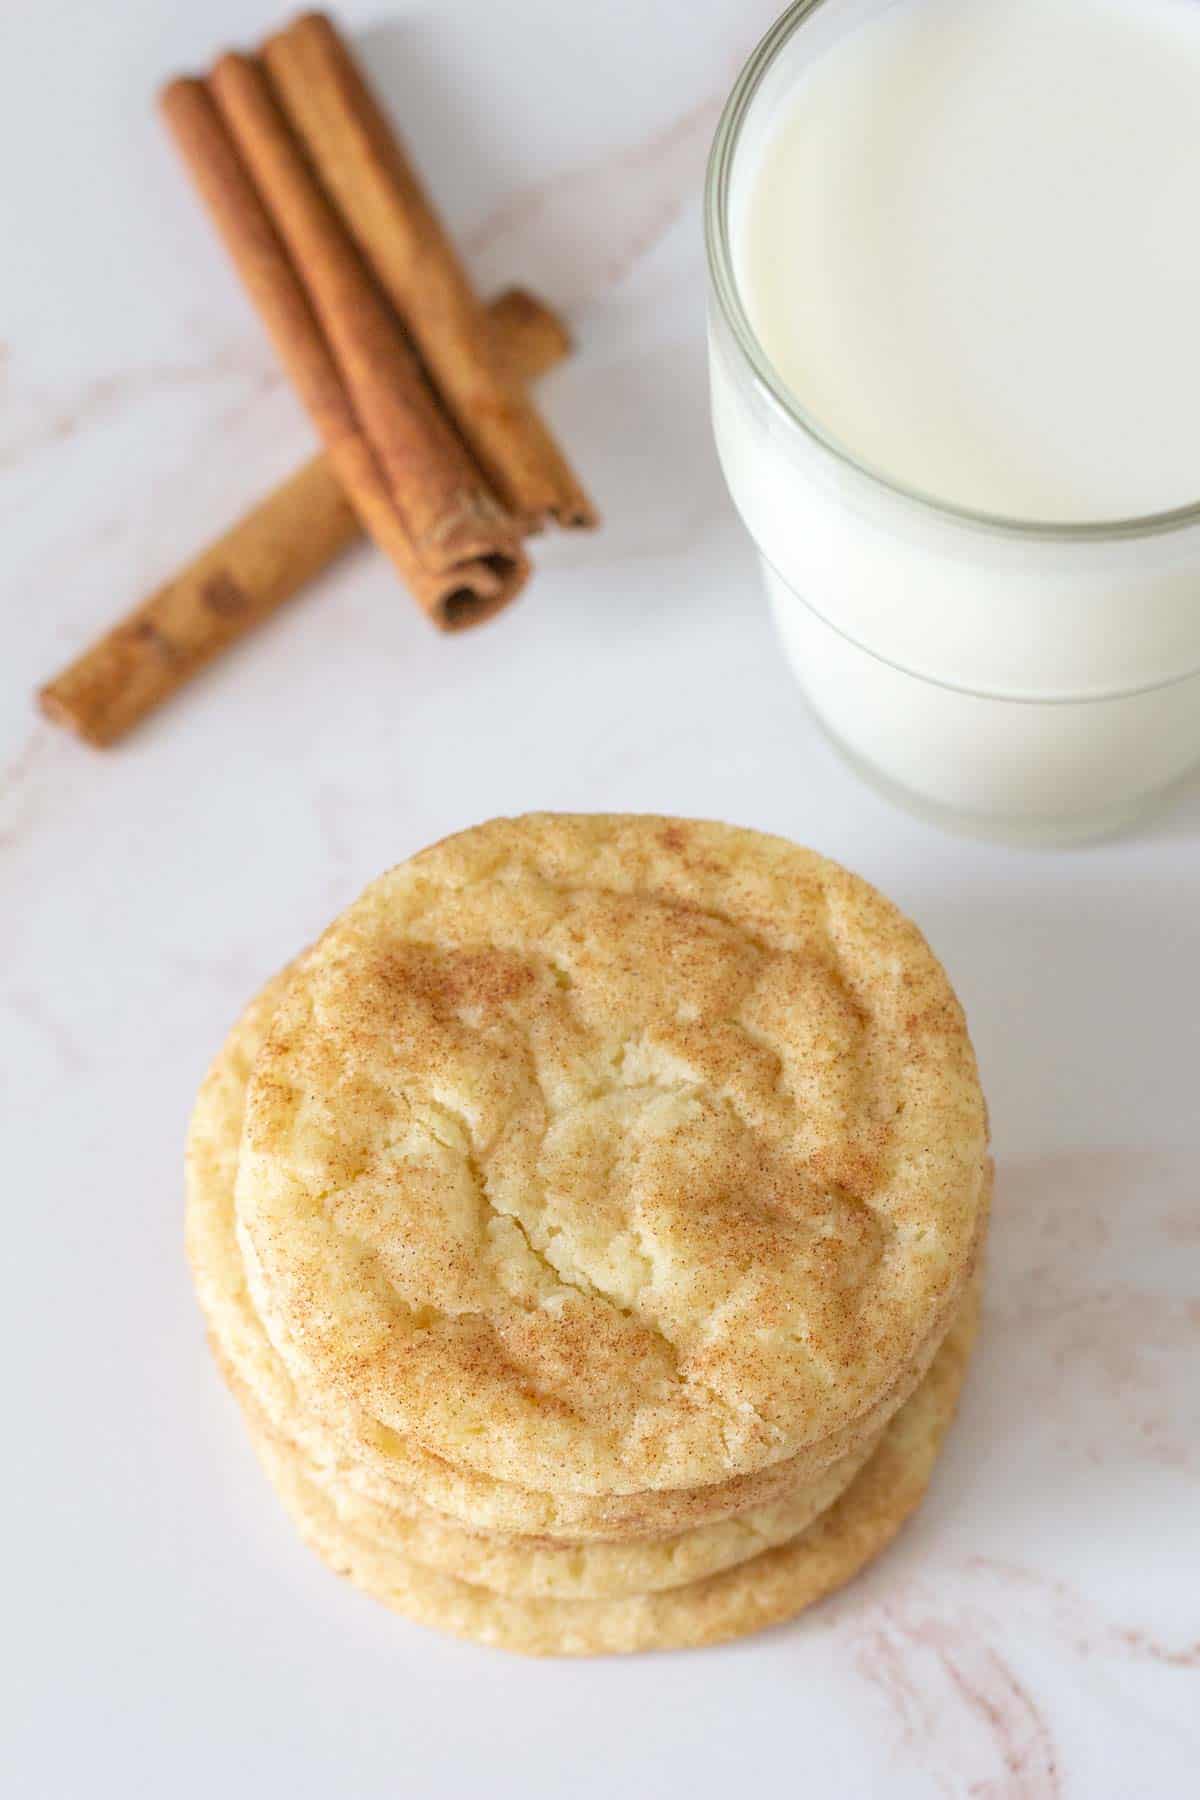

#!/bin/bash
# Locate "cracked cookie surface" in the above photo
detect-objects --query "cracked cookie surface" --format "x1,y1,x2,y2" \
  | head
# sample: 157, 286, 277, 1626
235, 815, 988, 1495
188, 969, 986, 1544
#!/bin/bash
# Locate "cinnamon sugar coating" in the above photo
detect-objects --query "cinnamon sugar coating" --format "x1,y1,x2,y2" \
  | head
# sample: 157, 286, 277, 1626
232, 816, 987, 1495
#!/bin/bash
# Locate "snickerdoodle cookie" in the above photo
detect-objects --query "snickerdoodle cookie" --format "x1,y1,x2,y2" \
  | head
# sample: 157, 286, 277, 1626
234, 816, 987, 1495
187, 815, 989, 1652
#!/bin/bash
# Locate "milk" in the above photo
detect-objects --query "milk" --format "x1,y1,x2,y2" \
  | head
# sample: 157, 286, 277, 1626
742, 0, 1200, 525
708, 0, 1200, 841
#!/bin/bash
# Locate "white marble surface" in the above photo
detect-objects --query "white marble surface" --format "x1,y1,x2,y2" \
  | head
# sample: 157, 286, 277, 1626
3, 2, 1198, 1794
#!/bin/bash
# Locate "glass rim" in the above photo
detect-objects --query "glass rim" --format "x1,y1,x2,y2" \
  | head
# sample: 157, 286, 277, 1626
703, 0, 1200, 544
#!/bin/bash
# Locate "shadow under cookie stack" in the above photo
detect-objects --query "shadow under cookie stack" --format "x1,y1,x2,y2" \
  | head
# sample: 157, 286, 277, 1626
187, 814, 990, 1655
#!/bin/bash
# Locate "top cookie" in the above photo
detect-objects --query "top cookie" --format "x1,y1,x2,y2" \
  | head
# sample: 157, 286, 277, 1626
237, 815, 987, 1496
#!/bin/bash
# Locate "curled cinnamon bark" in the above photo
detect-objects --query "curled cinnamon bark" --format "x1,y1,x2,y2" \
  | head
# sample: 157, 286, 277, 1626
38, 289, 571, 748
263, 13, 597, 532
162, 71, 526, 629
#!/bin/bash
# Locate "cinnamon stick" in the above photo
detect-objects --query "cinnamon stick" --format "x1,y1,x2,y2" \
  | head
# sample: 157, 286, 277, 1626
161, 73, 525, 629
263, 12, 597, 532
38, 288, 570, 748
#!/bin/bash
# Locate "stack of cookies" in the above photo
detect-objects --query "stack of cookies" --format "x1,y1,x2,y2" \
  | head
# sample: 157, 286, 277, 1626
187, 814, 989, 1655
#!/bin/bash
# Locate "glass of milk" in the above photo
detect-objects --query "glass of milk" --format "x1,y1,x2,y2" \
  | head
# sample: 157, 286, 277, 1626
706, 0, 1200, 845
